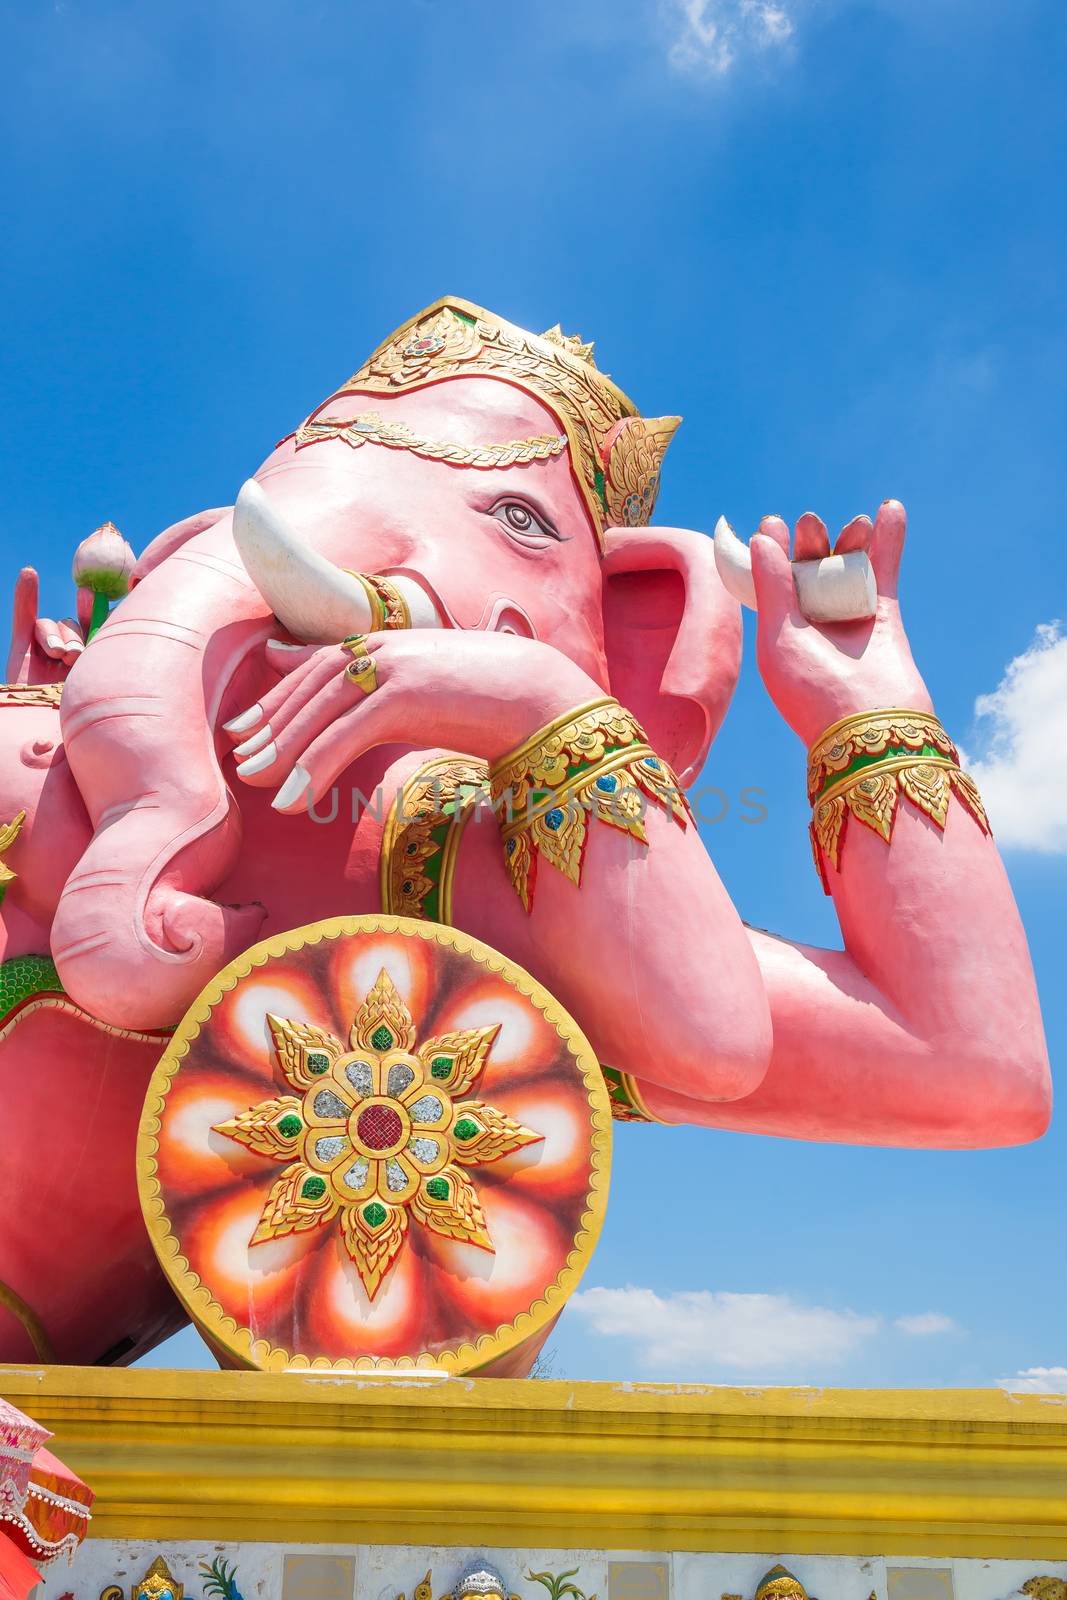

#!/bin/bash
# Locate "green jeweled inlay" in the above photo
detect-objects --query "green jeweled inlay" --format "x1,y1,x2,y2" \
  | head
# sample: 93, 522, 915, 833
301, 1175, 326, 1200
370, 1024, 394, 1051
277, 1114, 302, 1138
454, 1117, 479, 1143
817, 742, 952, 798
430, 1055, 452, 1079
306, 1050, 330, 1075
425, 1176, 450, 1201
363, 1200, 387, 1228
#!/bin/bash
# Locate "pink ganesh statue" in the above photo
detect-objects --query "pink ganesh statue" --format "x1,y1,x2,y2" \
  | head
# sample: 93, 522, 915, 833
0, 297, 1050, 1372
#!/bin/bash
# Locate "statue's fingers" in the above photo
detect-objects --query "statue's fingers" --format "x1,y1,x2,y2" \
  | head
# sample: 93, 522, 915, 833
833, 515, 872, 555
750, 531, 801, 627
870, 499, 907, 598
8, 568, 39, 679
794, 511, 831, 561
224, 646, 340, 741
35, 618, 70, 659
237, 662, 362, 780
757, 515, 790, 556
56, 620, 85, 664
275, 693, 393, 814
264, 639, 318, 677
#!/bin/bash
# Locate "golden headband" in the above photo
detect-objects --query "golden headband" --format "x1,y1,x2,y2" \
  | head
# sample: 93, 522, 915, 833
303, 296, 681, 548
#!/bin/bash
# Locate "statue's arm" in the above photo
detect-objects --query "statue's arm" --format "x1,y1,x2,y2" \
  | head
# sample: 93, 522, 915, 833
642, 805, 1050, 1146
637, 501, 1049, 1146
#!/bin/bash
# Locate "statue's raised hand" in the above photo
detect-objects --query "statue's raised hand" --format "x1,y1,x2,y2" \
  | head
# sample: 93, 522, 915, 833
749, 500, 933, 746
6, 567, 86, 683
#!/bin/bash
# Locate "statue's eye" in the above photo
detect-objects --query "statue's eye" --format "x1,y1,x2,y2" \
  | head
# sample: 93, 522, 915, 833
487, 498, 561, 548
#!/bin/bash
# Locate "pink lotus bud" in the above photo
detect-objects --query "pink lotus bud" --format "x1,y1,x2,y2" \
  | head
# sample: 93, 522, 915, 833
71, 521, 136, 599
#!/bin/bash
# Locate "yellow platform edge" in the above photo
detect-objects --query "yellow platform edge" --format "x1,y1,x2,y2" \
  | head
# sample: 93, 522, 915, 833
4, 1364, 1067, 1558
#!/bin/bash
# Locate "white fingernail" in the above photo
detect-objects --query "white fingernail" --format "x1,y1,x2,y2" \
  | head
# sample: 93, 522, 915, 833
266, 639, 302, 652
236, 741, 277, 776
234, 723, 273, 757
272, 765, 311, 811
66, 640, 84, 654
46, 635, 63, 649
223, 703, 263, 734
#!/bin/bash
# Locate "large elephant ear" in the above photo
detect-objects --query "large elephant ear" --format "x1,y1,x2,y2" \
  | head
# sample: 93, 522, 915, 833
601, 524, 742, 788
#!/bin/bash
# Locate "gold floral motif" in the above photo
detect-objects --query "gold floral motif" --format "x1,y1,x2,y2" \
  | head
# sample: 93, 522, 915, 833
1022, 1581, 1067, 1600
755, 1569, 810, 1600
601, 1066, 666, 1124
603, 415, 682, 528
0, 811, 26, 893
313, 297, 675, 544
213, 969, 542, 1299
346, 571, 411, 631
132, 1558, 184, 1600
490, 697, 690, 911
380, 756, 488, 922
807, 711, 991, 877
807, 707, 958, 803
0, 682, 62, 706
296, 410, 569, 470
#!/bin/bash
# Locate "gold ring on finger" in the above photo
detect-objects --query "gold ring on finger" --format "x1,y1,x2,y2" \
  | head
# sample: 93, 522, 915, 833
345, 656, 378, 695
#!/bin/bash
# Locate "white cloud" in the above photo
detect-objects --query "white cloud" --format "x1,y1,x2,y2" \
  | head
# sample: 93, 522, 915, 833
965, 622, 1067, 853
997, 1366, 1067, 1395
569, 1286, 878, 1376
895, 1312, 956, 1336
665, 0, 795, 77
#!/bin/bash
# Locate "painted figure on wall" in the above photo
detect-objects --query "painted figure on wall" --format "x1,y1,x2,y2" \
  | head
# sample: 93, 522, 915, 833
0, 298, 1050, 1369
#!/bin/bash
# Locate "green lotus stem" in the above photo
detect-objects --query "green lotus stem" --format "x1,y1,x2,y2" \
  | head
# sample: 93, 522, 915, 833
87, 590, 110, 642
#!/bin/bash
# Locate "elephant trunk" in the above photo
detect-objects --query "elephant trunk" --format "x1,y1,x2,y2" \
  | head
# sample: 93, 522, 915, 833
51, 531, 269, 1031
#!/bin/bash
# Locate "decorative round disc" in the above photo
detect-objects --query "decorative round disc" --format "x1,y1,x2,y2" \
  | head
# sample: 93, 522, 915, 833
137, 915, 611, 1372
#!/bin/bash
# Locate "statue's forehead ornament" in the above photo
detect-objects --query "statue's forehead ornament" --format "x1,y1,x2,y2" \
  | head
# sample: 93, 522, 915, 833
311, 296, 681, 548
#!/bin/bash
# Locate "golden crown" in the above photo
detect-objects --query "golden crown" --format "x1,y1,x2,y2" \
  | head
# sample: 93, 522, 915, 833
755, 1568, 810, 1600
325, 296, 680, 547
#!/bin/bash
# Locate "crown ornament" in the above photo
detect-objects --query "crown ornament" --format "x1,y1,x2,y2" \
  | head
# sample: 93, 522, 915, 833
306, 296, 680, 547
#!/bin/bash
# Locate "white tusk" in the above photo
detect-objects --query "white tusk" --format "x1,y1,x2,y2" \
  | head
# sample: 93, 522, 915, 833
714, 515, 877, 622
713, 516, 757, 610
793, 550, 877, 623
232, 480, 373, 644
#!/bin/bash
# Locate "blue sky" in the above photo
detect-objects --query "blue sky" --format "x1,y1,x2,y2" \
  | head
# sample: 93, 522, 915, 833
3, 0, 1066, 1388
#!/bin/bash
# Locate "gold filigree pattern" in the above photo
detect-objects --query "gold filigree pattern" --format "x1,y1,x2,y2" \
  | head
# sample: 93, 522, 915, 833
807, 707, 959, 802
600, 1066, 666, 1124
755, 1570, 810, 1600
380, 756, 488, 922
807, 709, 991, 879
214, 969, 542, 1298
133, 1559, 184, 1600
1022, 1581, 1067, 1600
296, 410, 569, 469
304, 297, 676, 544
343, 571, 411, 631
603, 416, 682, 529
0, 683, 63, 706
0, 811, 26, 894
490, 697, 690, 911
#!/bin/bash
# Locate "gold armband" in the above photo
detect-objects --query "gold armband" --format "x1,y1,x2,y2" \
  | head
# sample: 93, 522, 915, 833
490, 697, 690, 912
380, 756, 488, 923
343, 571, 411, 631
807, 707, 990, 884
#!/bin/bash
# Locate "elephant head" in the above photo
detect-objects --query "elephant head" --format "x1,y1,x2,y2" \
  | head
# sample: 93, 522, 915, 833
51, 298, 742, 1029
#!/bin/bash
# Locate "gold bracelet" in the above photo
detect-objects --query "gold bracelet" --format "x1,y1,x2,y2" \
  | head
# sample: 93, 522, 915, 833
343, 571, 411, 631
380, 755, 487, 923
601, 1066, 669, 1124
490, 697, 690, 911
808, 708, 990, 882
